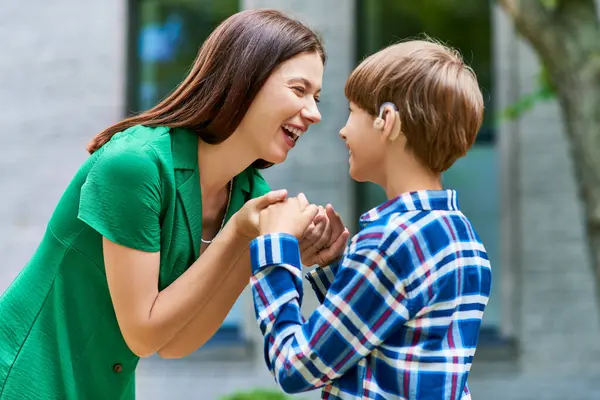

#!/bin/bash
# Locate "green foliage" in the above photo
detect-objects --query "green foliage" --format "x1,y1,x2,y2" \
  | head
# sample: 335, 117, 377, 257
499, 65, 556, 121
219, 388, 293, 400
539, 0, 559, 11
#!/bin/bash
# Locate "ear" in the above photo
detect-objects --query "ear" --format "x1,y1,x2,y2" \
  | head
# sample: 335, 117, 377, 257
380, 105, 402, 142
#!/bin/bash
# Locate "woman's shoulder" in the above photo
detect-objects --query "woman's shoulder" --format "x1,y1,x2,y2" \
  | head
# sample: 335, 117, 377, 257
243, 166, 271, 199
91, 125, 173, 168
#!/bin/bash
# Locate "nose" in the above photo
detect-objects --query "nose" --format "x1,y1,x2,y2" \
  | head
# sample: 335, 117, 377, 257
301, 102, 322, 124
339, 126, 346, 139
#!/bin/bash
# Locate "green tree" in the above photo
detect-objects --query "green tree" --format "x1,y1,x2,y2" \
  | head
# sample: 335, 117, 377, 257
499, 0, 600, 303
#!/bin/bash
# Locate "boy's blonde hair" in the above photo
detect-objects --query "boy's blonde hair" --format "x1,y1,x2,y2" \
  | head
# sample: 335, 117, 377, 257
345, 39, 484, 173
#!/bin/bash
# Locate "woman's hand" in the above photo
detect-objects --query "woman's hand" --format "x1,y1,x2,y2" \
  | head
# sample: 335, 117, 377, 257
233, 189, 288, 239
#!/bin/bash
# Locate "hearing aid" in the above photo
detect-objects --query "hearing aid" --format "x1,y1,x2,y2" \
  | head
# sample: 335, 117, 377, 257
374, 102, 401, 141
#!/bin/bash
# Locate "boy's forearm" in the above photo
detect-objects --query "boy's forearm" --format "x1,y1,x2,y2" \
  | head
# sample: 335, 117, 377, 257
249, 234, 369, 393
250, 233, 409, 394
305, 261, 340, 303
250, 234, 320, 392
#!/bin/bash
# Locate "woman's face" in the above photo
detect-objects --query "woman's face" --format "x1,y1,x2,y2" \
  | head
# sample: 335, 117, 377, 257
237, 51, 324, 164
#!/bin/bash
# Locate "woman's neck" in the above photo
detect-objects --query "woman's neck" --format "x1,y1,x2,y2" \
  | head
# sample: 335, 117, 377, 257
197, 134, 257, 195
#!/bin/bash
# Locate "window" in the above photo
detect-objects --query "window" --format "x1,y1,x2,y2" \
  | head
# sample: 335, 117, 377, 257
127, 0, 239, 113
355, 0, 502, 333
127, 0, 241, 346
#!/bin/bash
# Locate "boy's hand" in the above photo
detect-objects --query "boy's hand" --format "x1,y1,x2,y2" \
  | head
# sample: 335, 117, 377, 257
298, 195, 350, 267
298, 194, 332, 265
258, 195, 319, 239
315, 204, 350, 266
233, 189, 288, 239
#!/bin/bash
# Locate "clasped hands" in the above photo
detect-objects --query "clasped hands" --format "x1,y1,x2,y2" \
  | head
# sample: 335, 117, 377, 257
259, 193, 350, 267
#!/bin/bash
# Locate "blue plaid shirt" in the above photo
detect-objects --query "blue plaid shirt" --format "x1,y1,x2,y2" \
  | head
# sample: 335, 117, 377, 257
249, 190, 492, 399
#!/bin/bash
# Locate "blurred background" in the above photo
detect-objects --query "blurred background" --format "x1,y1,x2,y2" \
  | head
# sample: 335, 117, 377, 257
1, 0, 599, 399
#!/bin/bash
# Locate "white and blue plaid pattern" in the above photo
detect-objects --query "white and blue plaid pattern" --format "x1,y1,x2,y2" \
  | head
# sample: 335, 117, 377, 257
250, 190, 492, 399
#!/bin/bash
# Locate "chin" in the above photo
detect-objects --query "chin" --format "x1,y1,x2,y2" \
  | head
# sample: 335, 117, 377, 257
349, 165, 372, 183
349, 166, 363, 182
262, 151, 289, 165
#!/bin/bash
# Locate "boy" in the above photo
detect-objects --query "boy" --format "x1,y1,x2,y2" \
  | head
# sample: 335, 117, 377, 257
249, 39, 492, 400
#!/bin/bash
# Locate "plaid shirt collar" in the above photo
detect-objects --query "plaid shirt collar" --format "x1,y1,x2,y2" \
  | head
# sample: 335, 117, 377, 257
359, 189, 460, 227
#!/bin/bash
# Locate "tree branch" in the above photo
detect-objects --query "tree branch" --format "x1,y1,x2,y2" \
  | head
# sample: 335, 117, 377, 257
497, 0, 599, 71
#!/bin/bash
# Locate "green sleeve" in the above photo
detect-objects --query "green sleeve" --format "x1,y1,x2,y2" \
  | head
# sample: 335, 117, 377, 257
78, 145, 162, 252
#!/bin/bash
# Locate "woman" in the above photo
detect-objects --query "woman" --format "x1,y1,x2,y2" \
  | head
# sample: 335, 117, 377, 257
0, 9, 341, 399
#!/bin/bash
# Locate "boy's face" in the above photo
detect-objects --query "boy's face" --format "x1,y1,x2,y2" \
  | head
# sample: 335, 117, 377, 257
339, 103, 387, 183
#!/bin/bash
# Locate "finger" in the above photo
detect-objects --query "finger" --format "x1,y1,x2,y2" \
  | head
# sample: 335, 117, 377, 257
253, 189, 288, 210
325, 204, 344, 239
286, 196, 304, 212
311, 205, 327, 224
299, 223, 317, 252
301, 255, 319, 267
310, 208, 332, 250
297, 192, 309, 208
300, 220, 326, 252
312, 217, 333, 250
300, 205, 320, 229
312, 213, 327, 225
318, 228, 350, 264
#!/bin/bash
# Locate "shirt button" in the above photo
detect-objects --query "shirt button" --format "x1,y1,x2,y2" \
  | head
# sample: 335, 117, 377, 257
309, 353, 318, 360
113, 363, 123, 373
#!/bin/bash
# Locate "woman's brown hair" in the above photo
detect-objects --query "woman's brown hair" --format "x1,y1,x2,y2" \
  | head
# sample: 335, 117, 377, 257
87, 9, 326, 169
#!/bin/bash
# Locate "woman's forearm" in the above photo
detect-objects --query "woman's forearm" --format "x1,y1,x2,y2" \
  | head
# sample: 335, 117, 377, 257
148, 220, 249, 342
111, 218, 250, 356
157, 250, 252, 358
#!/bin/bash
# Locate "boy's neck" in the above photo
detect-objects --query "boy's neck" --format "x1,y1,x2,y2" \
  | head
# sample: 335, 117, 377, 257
381, 157, 443, 200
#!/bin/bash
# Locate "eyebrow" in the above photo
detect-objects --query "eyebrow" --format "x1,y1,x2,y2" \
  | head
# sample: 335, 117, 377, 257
288, 77, 321, 94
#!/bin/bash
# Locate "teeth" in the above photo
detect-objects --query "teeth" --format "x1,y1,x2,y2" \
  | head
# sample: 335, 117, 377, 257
282, 124, 303, 137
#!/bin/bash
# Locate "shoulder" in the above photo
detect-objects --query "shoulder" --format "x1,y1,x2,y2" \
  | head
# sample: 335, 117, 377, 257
347, 211, 433, 275
88, 125, 174, 179
246, 167, 271, 199
91, 142, 161, 183
382, 209, 486, 270
94, 125, 171, 163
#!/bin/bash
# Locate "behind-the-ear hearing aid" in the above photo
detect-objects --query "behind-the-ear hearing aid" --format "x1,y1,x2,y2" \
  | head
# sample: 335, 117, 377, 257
374, 102, 401, 141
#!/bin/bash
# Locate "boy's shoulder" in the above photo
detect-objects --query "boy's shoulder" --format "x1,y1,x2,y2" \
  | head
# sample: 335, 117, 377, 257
352, 206, 443, 250
351, 206, 484, 267
347, 212, 414, 265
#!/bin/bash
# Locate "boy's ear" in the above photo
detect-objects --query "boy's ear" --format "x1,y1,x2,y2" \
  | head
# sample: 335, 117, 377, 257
377, 105, 402, 142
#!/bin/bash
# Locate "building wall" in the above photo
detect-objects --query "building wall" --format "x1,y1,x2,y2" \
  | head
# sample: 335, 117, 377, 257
0, 0, 127, 293
2, 1, 600, 399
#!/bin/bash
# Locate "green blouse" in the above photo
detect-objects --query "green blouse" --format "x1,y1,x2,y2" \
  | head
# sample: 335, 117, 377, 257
0, 125, 270, 399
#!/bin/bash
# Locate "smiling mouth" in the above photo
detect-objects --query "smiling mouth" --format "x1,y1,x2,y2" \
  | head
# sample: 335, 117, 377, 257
282, 124, 303, 142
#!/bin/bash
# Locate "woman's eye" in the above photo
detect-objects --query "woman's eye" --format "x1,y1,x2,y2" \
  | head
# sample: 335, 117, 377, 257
292, 86, 306, 95
315, 97, 321, 104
